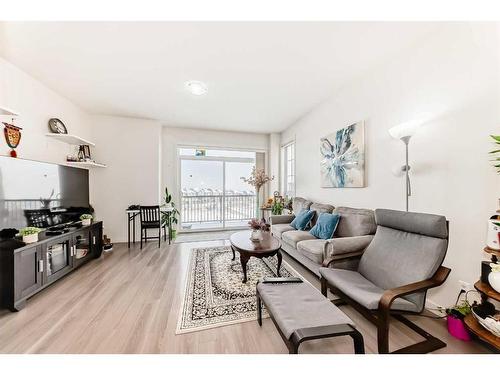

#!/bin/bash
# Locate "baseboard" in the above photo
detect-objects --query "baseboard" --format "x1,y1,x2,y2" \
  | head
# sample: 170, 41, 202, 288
425, 298, 445, 314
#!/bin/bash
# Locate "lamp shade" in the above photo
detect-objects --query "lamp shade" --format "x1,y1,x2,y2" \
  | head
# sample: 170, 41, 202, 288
388, 119, 422, 140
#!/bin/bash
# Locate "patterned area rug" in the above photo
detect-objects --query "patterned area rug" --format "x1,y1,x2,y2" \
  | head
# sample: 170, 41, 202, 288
176, 246, 301, 334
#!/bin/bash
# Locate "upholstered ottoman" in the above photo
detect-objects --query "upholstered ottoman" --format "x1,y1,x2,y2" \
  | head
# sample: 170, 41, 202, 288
256, 278, 364, 354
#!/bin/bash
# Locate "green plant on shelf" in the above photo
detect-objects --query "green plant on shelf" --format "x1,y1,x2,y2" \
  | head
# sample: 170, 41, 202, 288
19, 227, 42, 236
80, 214, 93, 220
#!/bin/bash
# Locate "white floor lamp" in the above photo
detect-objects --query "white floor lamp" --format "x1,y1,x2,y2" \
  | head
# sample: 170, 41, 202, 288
389, 120, 421, 212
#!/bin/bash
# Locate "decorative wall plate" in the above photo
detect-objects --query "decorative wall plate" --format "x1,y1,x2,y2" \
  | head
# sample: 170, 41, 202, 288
48, 118, 68, 134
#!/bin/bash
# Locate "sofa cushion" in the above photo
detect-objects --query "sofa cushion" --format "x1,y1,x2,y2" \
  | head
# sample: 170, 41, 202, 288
271, 223, 295, 239
290, 209, 315, 230
297, 239, 326, 264
333, 207, 376, 237
310, 213, 340, 240
282, 230, 316, 248
292, 197, 312, 215
310, 203, 335, 226
319, 268, 419, 312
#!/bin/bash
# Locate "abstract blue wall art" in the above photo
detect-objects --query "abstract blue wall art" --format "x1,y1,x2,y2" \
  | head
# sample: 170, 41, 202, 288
320, 122, 365, 188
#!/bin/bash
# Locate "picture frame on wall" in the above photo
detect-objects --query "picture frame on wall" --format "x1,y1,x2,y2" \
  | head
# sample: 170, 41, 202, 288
320, 121, 365, 188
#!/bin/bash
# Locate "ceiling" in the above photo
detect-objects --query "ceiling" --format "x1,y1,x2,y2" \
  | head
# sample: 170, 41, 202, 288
0, 22, 440, 133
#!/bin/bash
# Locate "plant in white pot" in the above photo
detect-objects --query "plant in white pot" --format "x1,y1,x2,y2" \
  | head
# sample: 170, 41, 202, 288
80, 214, 93, 226
19, 227, 42, 244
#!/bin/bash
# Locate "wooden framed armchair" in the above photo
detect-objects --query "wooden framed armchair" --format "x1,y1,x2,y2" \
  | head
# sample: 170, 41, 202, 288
319, 209, 451, 354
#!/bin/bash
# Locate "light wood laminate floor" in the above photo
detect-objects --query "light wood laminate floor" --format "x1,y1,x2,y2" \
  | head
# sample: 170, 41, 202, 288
0, 240, 492, 354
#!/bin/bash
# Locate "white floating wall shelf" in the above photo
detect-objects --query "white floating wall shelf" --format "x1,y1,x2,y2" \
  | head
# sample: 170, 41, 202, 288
0, 106, 20, 117
45, 133, 96, 147
66, 161, 107, 169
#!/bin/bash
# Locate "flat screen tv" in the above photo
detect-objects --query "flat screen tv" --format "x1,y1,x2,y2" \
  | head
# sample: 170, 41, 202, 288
0, 156, 90, 230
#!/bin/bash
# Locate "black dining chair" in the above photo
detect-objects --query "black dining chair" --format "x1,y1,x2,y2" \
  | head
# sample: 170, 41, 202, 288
139, 205, 162, 248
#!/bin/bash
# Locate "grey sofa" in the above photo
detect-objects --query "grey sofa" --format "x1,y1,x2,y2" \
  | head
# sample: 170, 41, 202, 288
270, 197, 376, 276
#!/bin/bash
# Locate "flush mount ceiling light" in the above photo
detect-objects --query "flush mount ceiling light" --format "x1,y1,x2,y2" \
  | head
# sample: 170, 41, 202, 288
185, 80, 208, 96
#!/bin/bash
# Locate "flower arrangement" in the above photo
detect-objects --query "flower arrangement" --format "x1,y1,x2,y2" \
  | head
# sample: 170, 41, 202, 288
240, 167, 274, 191
241, 167, 274, 216
248, 218, 270, 232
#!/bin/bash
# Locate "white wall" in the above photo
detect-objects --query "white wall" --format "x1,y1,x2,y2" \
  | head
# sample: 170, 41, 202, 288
90, 115, 162, 242
269, 133, 281, 194
0, 57, 90, 163
161, 126, 270, 222
281, 23, 500, 307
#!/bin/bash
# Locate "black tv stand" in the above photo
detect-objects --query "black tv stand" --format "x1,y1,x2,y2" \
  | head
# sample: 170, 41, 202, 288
0, 221, 103, 311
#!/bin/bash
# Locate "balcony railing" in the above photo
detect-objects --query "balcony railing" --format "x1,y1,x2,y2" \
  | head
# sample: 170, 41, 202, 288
181, 193, 256, 226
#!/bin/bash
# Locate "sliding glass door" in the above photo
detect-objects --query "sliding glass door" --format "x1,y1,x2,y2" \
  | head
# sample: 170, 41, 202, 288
179, 148, 256, 231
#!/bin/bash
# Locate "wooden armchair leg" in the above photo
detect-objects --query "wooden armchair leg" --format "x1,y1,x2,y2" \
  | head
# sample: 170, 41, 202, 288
377, 310, 390, 354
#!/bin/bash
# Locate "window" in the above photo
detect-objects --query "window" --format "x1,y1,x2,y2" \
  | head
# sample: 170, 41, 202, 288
178, 147, 256, 231
281, 142, 295, 197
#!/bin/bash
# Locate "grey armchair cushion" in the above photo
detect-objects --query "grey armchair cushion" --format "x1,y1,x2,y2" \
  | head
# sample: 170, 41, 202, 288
257, 281, 354, 339
310, 203, 335, 226
319, 268, 419, 312
271, 223, 295, 239
324, 235, 374, 259
333, 207, 376, 237
297, 239, 326, 264
292, 197, 312, 215
282, 230, 316, 248
358, 210, 448, 310
375, 209, 448, 239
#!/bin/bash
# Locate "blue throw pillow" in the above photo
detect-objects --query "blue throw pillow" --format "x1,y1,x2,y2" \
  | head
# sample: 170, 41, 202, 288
310, 213, 341, 240
290, 209, 315, 230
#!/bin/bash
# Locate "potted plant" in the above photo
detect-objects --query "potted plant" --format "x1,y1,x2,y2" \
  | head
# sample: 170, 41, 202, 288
445, 297, 472, 341
271, 198, 284, 215
80, 214, 93, 226
161, 187, 180, 240
19, 227, 42, 244
490, 135, 500, 173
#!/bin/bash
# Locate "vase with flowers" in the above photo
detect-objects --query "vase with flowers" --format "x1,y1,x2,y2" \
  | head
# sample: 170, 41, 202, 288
241, 167, 274, 218
248, 218, 269, 242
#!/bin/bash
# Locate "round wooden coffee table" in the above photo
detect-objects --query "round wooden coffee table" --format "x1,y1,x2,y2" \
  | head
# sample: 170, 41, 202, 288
229, 230, 282, 283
